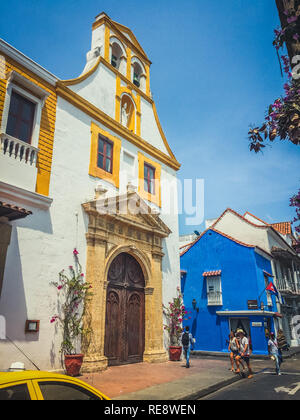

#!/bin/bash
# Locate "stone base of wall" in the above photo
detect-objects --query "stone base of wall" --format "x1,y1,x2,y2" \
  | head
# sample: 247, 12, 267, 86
81, 354, 108, 373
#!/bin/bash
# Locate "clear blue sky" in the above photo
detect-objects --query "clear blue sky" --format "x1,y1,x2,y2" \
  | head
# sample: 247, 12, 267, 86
1, 0, 299, 234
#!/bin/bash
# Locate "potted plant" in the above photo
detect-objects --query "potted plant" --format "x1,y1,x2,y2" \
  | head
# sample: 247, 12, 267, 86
51, 248, 92, 376
163, 287, 187, 361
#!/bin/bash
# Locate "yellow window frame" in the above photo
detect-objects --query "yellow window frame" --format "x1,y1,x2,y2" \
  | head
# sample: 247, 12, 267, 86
138, 152, 161, 208
31, 378, 106, 400
89, 122, 121, 188
0, 380, 38, 400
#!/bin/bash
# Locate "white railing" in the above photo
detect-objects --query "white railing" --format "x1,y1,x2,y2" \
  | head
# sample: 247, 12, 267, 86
0, 133, 39, 166
276, 278, 300, 295
207, 291, 223, 306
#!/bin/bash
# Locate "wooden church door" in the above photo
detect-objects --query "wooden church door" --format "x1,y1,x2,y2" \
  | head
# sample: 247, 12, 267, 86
104, 253, 145, 366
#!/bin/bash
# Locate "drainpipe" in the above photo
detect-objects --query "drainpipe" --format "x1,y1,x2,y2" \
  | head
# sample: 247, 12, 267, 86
0, 223, 12, 298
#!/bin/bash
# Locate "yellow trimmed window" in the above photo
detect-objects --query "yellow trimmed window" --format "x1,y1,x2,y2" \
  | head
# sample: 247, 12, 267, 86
89, 122, 121, 188
138, 152, 161, 207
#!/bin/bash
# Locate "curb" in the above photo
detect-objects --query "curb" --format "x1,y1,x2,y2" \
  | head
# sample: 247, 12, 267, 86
178, 375, 241, 400
191, 348, 300, 361
112, 374, 243, 401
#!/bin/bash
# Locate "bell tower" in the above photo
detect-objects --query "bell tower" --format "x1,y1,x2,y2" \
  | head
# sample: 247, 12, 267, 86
82, 12, 151, 99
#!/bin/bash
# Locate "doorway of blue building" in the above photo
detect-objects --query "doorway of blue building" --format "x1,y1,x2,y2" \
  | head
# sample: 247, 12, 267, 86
229, 318, 251, 338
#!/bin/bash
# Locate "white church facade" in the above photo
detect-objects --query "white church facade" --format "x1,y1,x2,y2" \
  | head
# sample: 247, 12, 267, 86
0, 12, 181, 372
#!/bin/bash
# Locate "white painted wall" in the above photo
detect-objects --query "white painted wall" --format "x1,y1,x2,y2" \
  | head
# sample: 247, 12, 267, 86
243, 213, 267, 226
0, 152, 37, 192
71, 64, 116, 119
213, 211, 269, 251
140, 98, 169, 155
91, 25, 105, 55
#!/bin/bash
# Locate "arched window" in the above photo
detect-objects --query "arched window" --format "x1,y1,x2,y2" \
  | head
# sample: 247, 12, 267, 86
132, 62, 143, 88
131, 57, 146, 92
111, 42, 123, 70
109, 37, 127, 75
120, 94, 135, 132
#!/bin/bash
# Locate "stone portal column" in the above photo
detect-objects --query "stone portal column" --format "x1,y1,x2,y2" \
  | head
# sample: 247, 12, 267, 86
143, 251, 168, 363
81, 233, 108, 372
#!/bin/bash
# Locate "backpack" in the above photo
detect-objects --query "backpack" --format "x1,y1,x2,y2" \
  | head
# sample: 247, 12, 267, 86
182, 332, 190, 347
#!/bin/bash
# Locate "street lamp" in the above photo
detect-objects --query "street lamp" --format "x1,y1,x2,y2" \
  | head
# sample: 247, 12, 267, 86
192, 299, 199, 313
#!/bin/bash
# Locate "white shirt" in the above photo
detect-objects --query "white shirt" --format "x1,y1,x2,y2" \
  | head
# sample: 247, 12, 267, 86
240, 337, 249, 356
268, 338, 279, 355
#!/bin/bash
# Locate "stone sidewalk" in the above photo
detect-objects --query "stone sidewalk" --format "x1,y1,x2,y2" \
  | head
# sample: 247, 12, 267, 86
80, 349, 300, 400
80, 358, 245, 400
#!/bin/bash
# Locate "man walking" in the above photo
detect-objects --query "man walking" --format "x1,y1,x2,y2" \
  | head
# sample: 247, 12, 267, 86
181, 326, 195, 368
268, 332, 282, 376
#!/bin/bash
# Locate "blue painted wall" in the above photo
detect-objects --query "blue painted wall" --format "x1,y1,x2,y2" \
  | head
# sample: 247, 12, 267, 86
180, 230, 276, 355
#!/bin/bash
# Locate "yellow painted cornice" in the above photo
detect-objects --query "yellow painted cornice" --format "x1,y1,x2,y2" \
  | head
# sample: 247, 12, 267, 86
92, 16, 151, 66
56, 81, 181, 171
59, 57, 101, 86
111, 20, 148, 59
152, 102, 177, 161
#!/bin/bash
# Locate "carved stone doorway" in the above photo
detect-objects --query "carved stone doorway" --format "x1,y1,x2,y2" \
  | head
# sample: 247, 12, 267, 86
81, 191, 172, 373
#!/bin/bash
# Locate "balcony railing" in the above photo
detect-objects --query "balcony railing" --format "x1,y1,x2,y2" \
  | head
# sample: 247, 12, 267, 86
276, 278, 300, 295
0, 133, 39, 192
207, 291, 223, 306
0, 133, 39, 165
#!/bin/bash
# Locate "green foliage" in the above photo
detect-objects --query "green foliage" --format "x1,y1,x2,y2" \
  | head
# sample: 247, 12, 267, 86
50, 249, 93, 355
163, 287, 187, 346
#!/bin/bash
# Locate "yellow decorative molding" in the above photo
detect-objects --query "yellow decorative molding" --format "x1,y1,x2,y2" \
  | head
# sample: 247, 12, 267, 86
126, 48, 131, 80
58, 57, 101, 86
115, 76, 121, 122
104, 26, 110, 62
152, 102, 177, 161
136, 94, 141, 137
89, 122, 121, 188
0, 54, 57, 197
115, 78, 141, 134
145, 64, 150, 97
138, 152, 161, 208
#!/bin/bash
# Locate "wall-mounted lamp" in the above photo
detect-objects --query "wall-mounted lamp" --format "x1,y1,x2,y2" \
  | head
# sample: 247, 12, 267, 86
192, 299, 199, 313
25, 320, 40, 333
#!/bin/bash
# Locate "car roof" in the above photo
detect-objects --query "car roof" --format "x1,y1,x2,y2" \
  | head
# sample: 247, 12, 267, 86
2, 370, 106, 392
0, 370, 109, 399
0, 370, 71, 384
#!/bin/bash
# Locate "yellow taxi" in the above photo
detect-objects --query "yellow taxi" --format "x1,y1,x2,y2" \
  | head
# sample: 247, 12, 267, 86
0, 370, 109, 400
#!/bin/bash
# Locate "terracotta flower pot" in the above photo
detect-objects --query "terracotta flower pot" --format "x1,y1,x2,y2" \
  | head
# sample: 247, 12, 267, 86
169, 346, 182, 361
64, 354, 84, 377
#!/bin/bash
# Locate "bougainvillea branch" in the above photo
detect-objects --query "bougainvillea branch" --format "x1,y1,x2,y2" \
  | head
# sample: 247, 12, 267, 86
163, 287, 191, 346
248, 1, 300, 252
290, 189, 300, 252
51, 249, 93, 355
248, 6, 300, 152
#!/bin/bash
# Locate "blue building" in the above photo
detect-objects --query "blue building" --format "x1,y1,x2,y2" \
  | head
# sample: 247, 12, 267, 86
180, 228, 281, 355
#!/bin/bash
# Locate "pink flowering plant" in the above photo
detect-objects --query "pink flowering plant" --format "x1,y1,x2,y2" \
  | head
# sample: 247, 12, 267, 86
248, 54, 300, 151
290, 188, 300, 253
163, 287, 189, 346
273, 7, 300, 53
248, 6, 300, 151
50, 249, 93, 355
